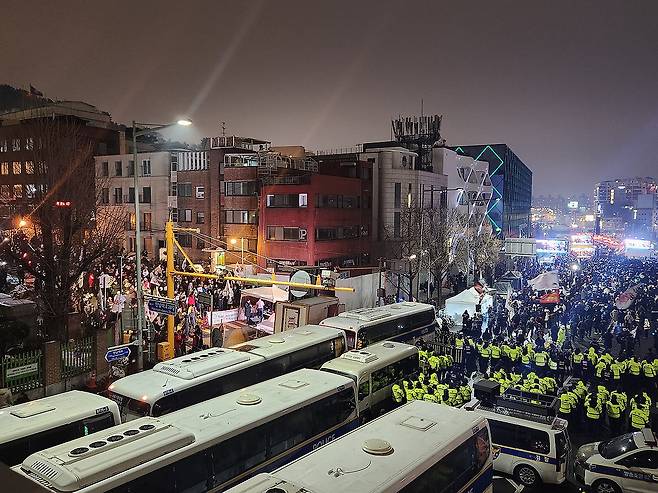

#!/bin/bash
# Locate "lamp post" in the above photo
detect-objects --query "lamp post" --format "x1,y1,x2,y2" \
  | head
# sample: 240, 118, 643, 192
131, 118, 191, 369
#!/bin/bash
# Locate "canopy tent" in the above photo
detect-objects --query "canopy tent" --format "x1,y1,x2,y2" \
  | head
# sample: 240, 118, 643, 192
240, 285, 289, 303
498, 270, 523, 291
444, 287, 494, 323
528, 270, 560, 291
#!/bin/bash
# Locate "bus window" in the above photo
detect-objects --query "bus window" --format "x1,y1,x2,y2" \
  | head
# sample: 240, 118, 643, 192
333, 336, 344, 357
356, 330, 367, 349
125, 398, 151, 421
358, 379, 370, 400
345, 330, 356, 349
81, 412, 115, 435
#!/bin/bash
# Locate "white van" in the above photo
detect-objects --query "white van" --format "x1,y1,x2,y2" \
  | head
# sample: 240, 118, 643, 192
465, 392, 571, 487
320, 341, 418, 420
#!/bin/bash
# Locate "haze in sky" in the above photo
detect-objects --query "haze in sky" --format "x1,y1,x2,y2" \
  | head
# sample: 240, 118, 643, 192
2, 0, 657, 195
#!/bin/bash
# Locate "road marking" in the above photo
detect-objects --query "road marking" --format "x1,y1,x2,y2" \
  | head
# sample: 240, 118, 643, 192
493, 476, 524, 493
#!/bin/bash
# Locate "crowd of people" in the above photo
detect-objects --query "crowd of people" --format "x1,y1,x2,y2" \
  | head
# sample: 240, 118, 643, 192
74, 254, 261, 357
395, 253, 658, 440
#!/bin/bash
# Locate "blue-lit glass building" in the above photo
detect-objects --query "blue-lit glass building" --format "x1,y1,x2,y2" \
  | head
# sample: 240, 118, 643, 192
452, 144, 532, 238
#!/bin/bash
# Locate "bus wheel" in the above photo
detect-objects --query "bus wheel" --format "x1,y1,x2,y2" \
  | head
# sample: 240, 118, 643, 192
513, 464, 539, 487
592, 479, 621, 493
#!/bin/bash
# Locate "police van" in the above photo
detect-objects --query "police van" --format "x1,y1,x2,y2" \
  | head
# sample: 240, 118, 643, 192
574, 428, 658, 493
320, 341, 418, 421
465, 382, 571, 487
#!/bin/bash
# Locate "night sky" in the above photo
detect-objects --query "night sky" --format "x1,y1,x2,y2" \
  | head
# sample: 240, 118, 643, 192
3, 0, 658, 195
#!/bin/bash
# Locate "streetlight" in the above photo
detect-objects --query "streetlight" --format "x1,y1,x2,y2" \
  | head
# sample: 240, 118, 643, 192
132, 118, 191, 369
18, 218, 27, 228
230, 237, 245, 265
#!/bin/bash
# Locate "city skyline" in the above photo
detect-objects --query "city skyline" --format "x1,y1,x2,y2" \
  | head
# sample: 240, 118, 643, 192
2, 0, 658, 195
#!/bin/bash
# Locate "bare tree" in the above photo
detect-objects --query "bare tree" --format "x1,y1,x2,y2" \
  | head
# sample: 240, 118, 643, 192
384, 205, 500, 304
5, 113, 125, 340
450, 211, 501, 285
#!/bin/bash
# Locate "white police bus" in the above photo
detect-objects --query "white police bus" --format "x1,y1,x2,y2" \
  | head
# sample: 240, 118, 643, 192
320, 341, 418, 420
319, 302, 436, 350
14, 369, 358, 492
108, 325, 346, 420
0, 390, 120, 466
466, 386, 571, 487
225, 400, 493, 493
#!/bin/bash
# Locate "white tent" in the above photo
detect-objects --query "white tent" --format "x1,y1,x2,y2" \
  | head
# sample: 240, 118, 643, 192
241, 285, 289, 303
528, 270, 560, 291
444, 287, 493, 323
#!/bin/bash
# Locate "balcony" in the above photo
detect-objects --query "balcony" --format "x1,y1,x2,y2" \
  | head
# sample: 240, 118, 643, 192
211, 136, 270, 151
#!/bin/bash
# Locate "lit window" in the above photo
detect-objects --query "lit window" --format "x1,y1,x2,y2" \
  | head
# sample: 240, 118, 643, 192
12, 162, 21, 174
24, 161, 34, 174
13, 184, 22, 198
11, 139, 20, 151
0, 162, 8, 175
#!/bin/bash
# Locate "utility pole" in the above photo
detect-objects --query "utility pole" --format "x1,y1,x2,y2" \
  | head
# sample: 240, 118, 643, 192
131, 121, 144, 370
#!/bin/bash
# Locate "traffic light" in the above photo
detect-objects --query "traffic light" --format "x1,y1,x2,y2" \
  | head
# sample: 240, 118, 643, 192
55, 201, 71, 207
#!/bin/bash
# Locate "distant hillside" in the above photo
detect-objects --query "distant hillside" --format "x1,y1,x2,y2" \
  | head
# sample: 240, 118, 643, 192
0, 84, 52, 114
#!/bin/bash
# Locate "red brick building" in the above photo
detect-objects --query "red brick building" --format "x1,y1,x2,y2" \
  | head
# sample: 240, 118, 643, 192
258, 170, 372, 268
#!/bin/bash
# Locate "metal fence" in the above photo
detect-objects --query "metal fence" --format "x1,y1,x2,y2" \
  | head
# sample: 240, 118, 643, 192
426, 334, 464, 365
1, 349, 43, 392
61, 336, 94, 378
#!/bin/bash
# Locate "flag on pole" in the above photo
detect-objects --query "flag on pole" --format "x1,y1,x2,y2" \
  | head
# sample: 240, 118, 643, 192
29, 85, 43, 97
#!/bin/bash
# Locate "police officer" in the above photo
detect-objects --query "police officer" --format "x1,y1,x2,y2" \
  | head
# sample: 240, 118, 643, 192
629, 405, 650, 431
392, 381, 405, 404
423, 386, 438, 403
607, 394, 623, 437
478, 342, 491, 374
572, 348, 584, 378
584, 393, 602, 434
558, 391, 573, 421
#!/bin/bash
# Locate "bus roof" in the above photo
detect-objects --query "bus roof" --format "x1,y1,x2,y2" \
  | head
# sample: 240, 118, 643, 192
19, 369, 355, 492
227, 401, 487, 493
107, 347, 264, 402
108, 327, 345, 403
320, 302, 433, 330
320, 341, 418, 379
0, 391, 118, 445
231, 325, 344, 360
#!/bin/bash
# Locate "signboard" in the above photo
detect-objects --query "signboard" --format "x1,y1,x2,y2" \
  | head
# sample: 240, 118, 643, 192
570, 234, 595, 258
503, 238, 536, 257
535, 239, 569, 255
207, 308, 240, 326
5, 363, 38, 380
197, 292, 212, 307
145, 295, 177, 316
105, 345, 131, 363
567, 201, 579, 209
